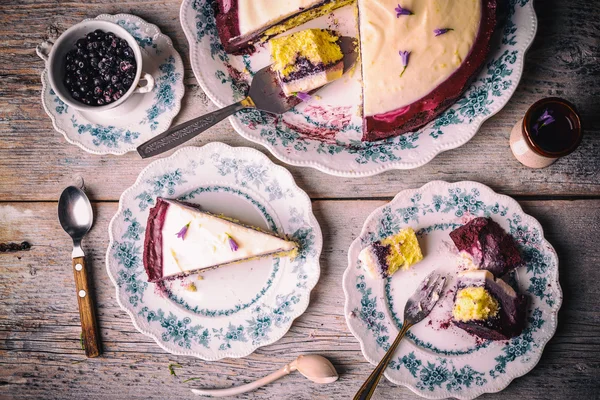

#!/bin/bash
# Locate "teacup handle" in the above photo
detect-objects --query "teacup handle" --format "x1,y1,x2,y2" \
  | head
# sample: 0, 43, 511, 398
36, 40, 54, 62
134, 72, 155, 94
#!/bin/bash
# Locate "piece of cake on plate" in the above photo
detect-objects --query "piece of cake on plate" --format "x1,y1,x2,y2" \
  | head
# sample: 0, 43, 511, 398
452, 270, 527, 340
270, 29, 344, 97
143, 198, 298, 282
358, 227, 423, 279
449, 217, 522, 277
358, 0, 498, 141
214, 0, 353, 54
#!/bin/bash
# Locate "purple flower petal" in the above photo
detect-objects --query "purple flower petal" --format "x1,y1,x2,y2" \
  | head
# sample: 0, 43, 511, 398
399, 51, 410, 77
434, 28, 453, 36
395, 4, 413, 17
176, 222, 191, 240
533, 108, 556, 135
294, 91, 312, 101
226, 234, 239, 251
539, 109, 552, 122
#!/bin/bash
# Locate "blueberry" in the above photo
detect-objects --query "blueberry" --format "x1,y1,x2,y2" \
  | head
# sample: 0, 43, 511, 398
112, 92, 122, 101
72, 91, 81, 99
122, 78, 132, 88
97, 98, 105, 106
79, 85, 87, 93
86, 32, 95, 41
93, 86, 103, 96
122, 47, 133, 58
76, 38, 87, 48
119, 39, 128, 48
64, 76, 73, 85
110, 75, 119, 84
97, 61, 105, 70
92, 77, 102, 86
77, 61, 85, 69
90, 57, 99, 68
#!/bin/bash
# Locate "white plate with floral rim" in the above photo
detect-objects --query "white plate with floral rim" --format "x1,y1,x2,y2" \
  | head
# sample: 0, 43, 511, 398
343, 181, 561, 399
106, 143, 322, 359
180, 1, 537, 177
40, 14, 185, 155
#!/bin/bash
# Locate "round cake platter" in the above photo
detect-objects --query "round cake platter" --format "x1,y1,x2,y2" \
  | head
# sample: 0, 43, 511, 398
106, 143, 322, 360
343, 181, 561, 399
180, 1, 537, 177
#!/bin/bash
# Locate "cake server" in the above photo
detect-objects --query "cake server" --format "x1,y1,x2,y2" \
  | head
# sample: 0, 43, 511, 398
58, 186, 102, 358
354, 272, 447, 400
136, 36, 358, 159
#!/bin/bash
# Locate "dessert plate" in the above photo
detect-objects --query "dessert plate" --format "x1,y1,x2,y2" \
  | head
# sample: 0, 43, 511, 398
40, 14, 185, 155
343, 181, 561, 399
180, 0, 537, 177
106, 143, 322, 359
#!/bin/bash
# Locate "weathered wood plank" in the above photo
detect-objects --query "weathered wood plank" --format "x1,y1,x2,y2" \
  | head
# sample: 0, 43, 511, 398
0, 0, 599, 201
1, 200, 599, 399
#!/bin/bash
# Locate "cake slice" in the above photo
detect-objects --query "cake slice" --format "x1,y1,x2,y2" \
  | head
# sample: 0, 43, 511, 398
214, 0, 353, 54
452, 270, 527, 340
143, 198, 298, 282
358, 227, 423, 279
450, 217, 522, 277
270, 29, 344, 97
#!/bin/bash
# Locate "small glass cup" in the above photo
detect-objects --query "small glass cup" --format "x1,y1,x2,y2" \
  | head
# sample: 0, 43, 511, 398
510, 97, 583, 168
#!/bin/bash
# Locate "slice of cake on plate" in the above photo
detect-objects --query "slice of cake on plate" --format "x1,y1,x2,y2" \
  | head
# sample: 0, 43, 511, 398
270, 29, 344, 97
143, 198, 298, 282
358, 227, 423, 279
214, 0, 353, 54
450, 217, 522, 277
358, 0, 498, 141
452, 270, 527, 340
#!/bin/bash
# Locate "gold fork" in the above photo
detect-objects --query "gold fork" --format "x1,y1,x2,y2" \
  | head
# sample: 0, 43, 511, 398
354, 272, 447, 400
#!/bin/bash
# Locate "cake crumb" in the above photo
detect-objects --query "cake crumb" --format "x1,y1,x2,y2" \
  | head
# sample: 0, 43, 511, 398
197, 275, 204, 281
186, 283, 197, 292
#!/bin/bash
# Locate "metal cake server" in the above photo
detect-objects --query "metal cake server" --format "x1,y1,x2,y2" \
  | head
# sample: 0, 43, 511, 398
58, 186, 102, 358
354, 272, 447, 400
137, 36, 358, 159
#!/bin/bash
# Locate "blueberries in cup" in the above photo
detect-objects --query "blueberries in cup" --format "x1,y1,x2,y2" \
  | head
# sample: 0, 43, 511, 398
63, 29, 137, 106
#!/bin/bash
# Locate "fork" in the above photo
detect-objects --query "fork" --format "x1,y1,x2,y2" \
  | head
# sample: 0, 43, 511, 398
353, 272, 447, 400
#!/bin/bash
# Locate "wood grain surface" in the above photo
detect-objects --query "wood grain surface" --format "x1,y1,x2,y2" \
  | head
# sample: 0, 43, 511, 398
1, 0, 599, 399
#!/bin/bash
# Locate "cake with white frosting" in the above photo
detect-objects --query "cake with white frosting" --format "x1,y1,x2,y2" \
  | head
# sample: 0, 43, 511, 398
214, 0, 499, 142
214, 0, 353, 54
143, 198, 298, 282
452, 270, 527, 340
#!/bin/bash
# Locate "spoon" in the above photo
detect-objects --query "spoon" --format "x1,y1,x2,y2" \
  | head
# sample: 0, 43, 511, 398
58, 186, 101, 358
191, 354, 338, 397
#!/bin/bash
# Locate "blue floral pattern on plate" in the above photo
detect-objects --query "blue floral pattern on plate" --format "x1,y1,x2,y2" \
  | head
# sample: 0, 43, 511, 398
180, 0, 537, 176
106, 143, 322, 360
41, 14, 184, 155
343, 181, 561, 399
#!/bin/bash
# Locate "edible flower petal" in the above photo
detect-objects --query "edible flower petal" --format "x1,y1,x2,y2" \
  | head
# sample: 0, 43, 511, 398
226, 234, 239, 252
294, 91, 312, 101
399, 51, 411, 77
395, 4, 413, 17
176, 222, 191, 240
533, 108, 556, 135
434, 28, 454, 36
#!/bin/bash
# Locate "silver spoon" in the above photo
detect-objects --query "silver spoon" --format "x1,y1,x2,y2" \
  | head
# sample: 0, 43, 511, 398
191, 354, 339, 397
58, 186, 101, 358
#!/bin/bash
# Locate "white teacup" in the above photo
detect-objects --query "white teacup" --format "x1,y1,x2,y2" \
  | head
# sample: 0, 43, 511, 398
37, 19, 155, 112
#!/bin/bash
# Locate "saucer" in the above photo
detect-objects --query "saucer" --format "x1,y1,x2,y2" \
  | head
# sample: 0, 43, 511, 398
40, 14, 185, 155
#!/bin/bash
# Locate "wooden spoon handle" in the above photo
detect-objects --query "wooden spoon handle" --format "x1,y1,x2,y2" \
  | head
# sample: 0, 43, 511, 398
72, 256, 101, 357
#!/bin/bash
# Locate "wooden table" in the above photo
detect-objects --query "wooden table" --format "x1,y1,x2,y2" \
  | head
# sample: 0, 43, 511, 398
1, 1, 599, 399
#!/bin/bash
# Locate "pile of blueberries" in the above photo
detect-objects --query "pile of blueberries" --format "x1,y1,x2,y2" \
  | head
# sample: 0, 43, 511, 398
63, 29, 137, 106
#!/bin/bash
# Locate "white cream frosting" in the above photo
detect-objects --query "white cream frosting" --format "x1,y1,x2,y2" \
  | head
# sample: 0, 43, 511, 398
238, 0, 323, 36
161, 200, 296, 278
359, 0, 482, 116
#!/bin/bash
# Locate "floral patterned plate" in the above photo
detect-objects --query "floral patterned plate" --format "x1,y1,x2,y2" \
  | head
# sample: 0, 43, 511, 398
106, 143, 321, 359
40, 14, 185, 155
180, 0, 537, 177
343, 181, 561, 399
